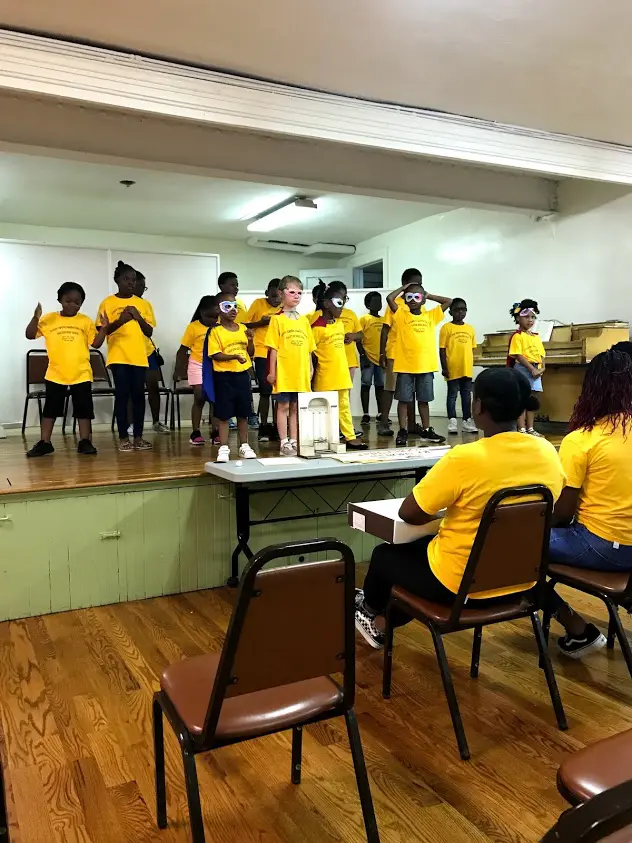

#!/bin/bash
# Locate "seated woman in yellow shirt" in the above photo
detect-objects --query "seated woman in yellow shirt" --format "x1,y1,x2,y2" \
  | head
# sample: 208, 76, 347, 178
354, 367, 565, 649
547, 348, 632, 658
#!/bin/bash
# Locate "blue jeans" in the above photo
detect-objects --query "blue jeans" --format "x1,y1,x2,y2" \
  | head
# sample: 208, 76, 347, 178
446, 377, 472, 420
549, 522, 632, 571
360, 361, 385, 388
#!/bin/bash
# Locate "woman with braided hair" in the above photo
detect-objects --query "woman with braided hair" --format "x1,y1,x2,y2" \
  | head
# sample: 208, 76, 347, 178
547, 348, 632, 657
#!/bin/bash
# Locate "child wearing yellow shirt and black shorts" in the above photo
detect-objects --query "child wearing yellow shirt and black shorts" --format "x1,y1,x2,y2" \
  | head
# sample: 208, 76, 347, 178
439, 298, 478, 435
208, 293, 257, 463
386, 275, 452, 446
508, 298, 546, 436
312, 286, 368, 450
25, 282, 108, 457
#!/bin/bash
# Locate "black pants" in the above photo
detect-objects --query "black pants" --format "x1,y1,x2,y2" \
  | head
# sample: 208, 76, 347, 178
363, 538, 515, 627
446, 376, 472, 420
110, 364, 146, 439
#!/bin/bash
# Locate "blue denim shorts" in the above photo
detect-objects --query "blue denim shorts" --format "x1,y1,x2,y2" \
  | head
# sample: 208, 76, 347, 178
273, 392, 298, 403
395, 372, 434, 403
514, 362, 542, 393
549, 522, 632, 571
360, 362, 385, 388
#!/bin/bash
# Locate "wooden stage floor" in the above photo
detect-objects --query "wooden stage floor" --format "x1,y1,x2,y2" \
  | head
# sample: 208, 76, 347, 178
0, 421, 565, 496
1, 584, 630, 842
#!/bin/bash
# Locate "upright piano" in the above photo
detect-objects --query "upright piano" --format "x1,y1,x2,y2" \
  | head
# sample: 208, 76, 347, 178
473, 321, 630, 423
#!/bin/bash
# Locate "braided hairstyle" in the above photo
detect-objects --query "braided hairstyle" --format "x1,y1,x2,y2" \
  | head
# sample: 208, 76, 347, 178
510, 298, 540, 324
569, 349, 632, 434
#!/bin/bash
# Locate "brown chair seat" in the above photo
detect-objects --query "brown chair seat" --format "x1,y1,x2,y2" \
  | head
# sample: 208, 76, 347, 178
549, 564, 630, 596
391, 586, 531, 626
161, 653, 343, 740
558, 729, 632, 804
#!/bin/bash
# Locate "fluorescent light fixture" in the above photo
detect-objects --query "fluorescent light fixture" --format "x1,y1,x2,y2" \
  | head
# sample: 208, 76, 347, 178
247, 197, 318, 232
237, 192, 293, 221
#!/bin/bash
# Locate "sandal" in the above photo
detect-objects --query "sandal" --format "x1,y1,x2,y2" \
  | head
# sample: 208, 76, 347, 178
133, 439, 153, 451
118, 440, 134, 452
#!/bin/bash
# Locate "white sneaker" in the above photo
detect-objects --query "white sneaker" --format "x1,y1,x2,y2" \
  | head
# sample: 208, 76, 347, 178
462, 419, 479, 434
152, 421, 170, 435
447, 418, 458, 434
239, 443, 257, 459
216, 445, 230, 463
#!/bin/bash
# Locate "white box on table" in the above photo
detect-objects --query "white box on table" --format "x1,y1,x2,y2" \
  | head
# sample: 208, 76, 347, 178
348, 498, 444, 544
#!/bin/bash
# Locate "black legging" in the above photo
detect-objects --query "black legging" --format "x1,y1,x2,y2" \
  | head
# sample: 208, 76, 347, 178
110, 364, 146, 439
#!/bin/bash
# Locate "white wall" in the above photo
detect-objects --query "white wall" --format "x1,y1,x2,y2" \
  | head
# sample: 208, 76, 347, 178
342, 181, 632, 418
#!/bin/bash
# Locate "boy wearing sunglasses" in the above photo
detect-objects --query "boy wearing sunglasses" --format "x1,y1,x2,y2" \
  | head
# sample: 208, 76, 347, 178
208, 293, 257, 463
386, 276, 452, 446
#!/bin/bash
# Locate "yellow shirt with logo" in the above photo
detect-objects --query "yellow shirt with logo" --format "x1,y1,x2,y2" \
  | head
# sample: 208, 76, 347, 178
207, 323, 251, 373
559, 422, 632, 545
245, 298, 281, 358
36, 312, 97, 385
391, 304, 444, 374
180, 320, 209, 364
509, 331, 546, 365
311, 319, 353, 391
265, 314, 316, 393
142, 299, 157, 358
439, 322, 477, 379
413, 433, 565, 597
359, 314, 385, 366
96, 295, 152, 367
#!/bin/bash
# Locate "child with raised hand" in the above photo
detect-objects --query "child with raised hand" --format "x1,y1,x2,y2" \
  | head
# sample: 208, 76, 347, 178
176, 295, 219, 447
508, 299, 546, 436
387, 274, 452, 446
359, 291, 385, 425
25, 282, 108, 458
312, 287, 368, 450
245, 278, 282, 440
265, 276, 316, 457
208, 293, 257, 463
439, 297, 478, 435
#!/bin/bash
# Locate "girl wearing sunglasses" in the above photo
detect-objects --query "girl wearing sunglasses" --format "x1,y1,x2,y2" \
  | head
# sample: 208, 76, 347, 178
508, 299, 545, 435
207, 293, 257, 463
311, 288, 368, 450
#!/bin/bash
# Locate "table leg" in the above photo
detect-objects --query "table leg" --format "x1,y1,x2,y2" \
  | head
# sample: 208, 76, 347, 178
227, 484, 254, 587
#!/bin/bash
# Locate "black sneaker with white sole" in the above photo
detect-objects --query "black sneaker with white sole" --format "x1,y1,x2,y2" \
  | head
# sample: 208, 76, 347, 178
354, 608, 385, 649
419, 427, 446, 444
557, 623, 607, 658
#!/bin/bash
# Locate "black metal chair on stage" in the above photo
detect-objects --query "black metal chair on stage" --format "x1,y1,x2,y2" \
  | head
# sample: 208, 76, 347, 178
382, 485, 568, 761
152, 538, 380, 843
21, 350, 50, 434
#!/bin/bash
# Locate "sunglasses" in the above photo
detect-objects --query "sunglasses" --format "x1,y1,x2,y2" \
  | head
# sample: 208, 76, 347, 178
405, 292, 424, 303
519, 308, 536, 317
219, 300, 238, 313
331, 297, 345, 308
285, 289, 302, 297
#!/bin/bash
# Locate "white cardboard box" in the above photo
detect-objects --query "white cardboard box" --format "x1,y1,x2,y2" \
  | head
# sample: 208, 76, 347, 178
348, 498, 443, 544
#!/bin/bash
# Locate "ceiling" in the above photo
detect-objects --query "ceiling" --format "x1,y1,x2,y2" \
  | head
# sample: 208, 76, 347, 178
0, 152, 448, 242
1, 0, 631, 146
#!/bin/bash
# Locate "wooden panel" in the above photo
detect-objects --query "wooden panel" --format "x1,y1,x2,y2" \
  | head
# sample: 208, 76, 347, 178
68, 494, 121, 611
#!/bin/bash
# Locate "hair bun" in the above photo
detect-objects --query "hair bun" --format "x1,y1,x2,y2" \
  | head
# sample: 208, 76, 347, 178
117, 260, 125, 268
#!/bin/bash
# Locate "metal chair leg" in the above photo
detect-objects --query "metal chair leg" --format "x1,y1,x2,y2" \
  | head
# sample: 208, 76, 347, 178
539, 607, 553, 669
61, 394, 70, 436
21, 397, 29, 435
429, 626, 470, 761
607, 615, 617, 650
37, 396, 43, 421
182, 748, 205, 843
382, 605, 395, 699
291, 725, 303, 784
530, 612, 568, 731
606, 601, 632, 679
152, 697, 167, 829
470, 626, 482, 679
177, 394, 182, 430
344, 708, 380, 843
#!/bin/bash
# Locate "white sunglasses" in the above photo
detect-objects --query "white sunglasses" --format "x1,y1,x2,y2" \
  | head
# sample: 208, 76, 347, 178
219, 300, 238, 313
405, 292, 424, 303
331, 297, 345, 308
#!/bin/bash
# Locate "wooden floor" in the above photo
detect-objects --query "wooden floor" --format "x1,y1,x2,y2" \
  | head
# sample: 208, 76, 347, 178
1, 584, 631, 842
0, 421, 565, 496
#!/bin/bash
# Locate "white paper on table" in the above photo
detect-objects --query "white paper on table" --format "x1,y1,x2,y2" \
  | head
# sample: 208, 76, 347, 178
257, 457, 305, 465
352, 512, 366, 531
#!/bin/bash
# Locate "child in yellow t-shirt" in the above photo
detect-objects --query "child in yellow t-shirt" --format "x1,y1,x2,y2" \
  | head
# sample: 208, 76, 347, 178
312, 287, 368, 450
386, 275, 452, 446
208, 293, 256, 463
265, 276, 316, 457
25, 282, 108, 458
359, 291, 385, 425
245, 278, 282, 438
176, 295, 219, 447
439, 298, 478, 436
508, 298, 546, 436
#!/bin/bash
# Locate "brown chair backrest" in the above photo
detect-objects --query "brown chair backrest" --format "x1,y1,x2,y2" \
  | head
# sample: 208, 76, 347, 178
89, 350, 111, 385
26, 350, 49, 388
448, 485, 554, 625
200, 538, 355, 744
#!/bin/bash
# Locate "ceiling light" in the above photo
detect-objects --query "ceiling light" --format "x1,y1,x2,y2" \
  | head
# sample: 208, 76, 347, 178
247, 197, 318, 232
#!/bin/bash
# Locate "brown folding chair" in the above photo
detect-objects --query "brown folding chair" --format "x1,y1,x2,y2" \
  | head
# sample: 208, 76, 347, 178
170, 354, 193, 430
557, 729, 632, 807
543, 565, 632, 679
153, 538, 380, 843
542, 779, 632, 842
382, 485, 568, 760
21, 350, 51, 433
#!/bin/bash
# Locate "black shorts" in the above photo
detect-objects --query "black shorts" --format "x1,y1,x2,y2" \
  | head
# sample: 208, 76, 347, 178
43, 380, 94, 420
213, 371, 252, 421
254, 356, 272, 395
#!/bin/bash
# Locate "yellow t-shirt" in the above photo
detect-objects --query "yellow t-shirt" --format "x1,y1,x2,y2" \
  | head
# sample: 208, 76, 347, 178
340, 307, 361, 368
96, 295, 152, 367
413, 433, 565, 597
235, 298, 248, 325
559, 422, 632, 545
265, 314, 316, 393
311, 319, 353, 391
245, 298, 281, 358
439, 322, 477, 380
359, 314, 385, 365
391, 305, 444, 374
383, 301, 406, 359
207, 323, 251, 373
36, 312, 97, 385
142, 299, 157, 358
180, 320, 209, 364
509, 331, 546, 365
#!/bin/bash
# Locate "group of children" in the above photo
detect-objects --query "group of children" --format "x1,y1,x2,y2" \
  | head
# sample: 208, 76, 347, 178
25, 260, 548, 461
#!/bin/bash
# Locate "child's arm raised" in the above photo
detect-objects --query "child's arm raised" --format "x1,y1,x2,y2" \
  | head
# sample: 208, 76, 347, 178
92, 313, 109, 349
25, 303, 42, 339
386, 285, 405, 313
124, 306, 153, 338
425, 292, 453, 312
